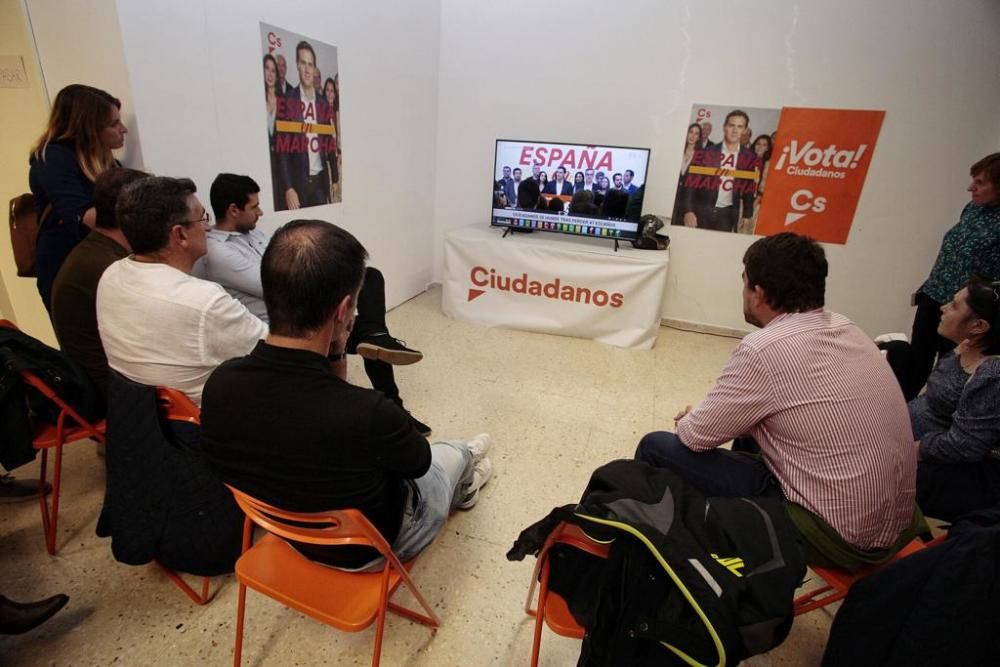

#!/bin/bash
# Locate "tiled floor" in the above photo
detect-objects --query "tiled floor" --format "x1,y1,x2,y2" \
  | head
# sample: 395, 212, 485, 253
0, 286, 840, 665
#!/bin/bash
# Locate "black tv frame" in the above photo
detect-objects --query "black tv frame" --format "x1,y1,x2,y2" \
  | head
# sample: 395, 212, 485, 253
490, 138, 651, 244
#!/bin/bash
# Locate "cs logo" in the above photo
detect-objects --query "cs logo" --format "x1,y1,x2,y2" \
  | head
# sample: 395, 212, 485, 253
790, 189, 827, 213
784, 189, 827, 226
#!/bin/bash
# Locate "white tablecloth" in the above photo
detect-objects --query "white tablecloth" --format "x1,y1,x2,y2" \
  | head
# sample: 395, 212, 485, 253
442, 226, 669, 349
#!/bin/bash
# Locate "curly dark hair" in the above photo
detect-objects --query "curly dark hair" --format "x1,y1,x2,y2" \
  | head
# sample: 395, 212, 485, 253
743, 232, 827, 313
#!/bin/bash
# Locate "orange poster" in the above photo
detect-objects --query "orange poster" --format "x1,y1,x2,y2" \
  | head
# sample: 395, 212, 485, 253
754, 108, 884, 244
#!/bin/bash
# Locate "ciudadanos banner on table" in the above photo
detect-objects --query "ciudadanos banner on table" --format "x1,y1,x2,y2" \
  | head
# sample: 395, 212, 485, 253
260, 23, 341, 211
672, 103, 884, 245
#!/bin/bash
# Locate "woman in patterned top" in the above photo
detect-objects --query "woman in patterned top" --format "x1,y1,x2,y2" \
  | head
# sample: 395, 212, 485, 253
911, 279, 1000, 522
904, 154, 1000, 401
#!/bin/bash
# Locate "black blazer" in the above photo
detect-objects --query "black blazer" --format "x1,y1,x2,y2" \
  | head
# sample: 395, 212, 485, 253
544, 180, 575, 196
276, 86, 337, 199
683, 143, 760, 219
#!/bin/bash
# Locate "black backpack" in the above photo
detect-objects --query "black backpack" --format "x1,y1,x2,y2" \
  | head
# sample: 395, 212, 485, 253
509, 459, 806, 666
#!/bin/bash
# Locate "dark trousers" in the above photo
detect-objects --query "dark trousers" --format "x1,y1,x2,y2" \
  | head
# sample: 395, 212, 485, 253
36, 221, 88, 313
696, 205, 738, 232
299, 169, 330, 207
634, 431, 783, 499
917, 458, 1000, 523
905, 292, 956, 400
345, 267, 402, 407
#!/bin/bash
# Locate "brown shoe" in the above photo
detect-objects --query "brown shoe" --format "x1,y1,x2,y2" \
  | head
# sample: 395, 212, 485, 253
0, 474, 52, 504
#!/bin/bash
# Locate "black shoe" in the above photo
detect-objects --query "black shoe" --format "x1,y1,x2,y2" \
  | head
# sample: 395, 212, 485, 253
0, 475, 52, 504
0, 594, 69, 635
409, 414, 432, 438
356, 333, 423, 366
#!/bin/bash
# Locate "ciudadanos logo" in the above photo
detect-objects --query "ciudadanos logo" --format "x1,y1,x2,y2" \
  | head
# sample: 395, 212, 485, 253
468, 266, 624, 308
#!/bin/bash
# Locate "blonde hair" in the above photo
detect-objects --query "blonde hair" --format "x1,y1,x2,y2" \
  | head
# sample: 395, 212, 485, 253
31, 84, 121, 183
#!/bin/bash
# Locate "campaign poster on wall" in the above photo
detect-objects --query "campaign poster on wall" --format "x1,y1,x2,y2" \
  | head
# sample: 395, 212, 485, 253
260, 23, 341, 211
754, 108, 884, 245
671, 104, 781, 235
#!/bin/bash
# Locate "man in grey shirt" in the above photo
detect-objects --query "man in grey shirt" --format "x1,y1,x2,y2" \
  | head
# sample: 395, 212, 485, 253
198, 173, 431, 435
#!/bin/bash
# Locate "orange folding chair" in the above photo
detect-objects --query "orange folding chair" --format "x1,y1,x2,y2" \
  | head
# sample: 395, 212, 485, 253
152, 386, 212, 605
793, 536, 932, 615
0, 319, 107, 555
523, 522, 612, 667
227, 486, 441, 667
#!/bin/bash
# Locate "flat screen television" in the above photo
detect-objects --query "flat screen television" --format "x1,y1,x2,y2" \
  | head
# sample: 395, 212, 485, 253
491, 139, 651, 241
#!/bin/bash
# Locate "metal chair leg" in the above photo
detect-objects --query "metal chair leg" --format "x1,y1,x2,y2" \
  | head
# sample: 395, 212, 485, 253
233, 583, 247, 667
156, 562, 213, 605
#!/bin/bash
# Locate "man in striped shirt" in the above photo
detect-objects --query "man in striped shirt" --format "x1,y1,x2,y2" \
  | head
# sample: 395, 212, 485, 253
636, 232, 920, 569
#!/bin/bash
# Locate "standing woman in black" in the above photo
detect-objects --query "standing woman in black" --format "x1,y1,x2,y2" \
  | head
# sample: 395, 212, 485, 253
263, 54, 284, 209
29, 85, 126, 311
672, 122, 702, 226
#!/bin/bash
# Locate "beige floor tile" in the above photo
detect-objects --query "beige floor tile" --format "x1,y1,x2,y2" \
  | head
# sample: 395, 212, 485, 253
0, 286, 839, 665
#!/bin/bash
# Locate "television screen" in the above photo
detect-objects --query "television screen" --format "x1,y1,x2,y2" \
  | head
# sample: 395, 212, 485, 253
491, 139, 651, 241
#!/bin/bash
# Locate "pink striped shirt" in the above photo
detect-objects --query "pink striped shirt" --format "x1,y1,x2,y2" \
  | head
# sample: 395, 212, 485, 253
677, 310, 917, 550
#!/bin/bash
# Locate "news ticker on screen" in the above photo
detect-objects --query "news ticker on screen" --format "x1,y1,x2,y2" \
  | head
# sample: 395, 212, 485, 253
492, 209, 637, 237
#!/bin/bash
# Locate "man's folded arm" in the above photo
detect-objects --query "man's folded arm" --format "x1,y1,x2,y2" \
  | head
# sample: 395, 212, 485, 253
369, 398, 432, 478
677, 343, 775, 450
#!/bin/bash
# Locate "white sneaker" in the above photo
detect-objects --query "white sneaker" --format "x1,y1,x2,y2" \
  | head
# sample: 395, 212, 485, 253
466, 433, 492, 464
457, 456, 494, 510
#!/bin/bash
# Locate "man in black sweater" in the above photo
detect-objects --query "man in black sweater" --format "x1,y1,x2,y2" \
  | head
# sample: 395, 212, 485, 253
200, 220, 492, 569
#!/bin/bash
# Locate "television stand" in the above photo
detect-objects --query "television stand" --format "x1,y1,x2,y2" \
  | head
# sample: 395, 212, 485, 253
502, 227, 533, 238
444, 226, 670, 350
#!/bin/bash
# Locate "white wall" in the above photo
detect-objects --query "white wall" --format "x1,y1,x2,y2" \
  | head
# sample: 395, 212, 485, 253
111, 0, 443, 309
432, 0, 1000, 336
27, 0, 143, 169
22, 0, 1000, 334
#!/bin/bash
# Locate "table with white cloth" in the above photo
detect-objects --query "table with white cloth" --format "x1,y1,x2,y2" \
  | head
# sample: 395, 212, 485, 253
442, 225, 670, 350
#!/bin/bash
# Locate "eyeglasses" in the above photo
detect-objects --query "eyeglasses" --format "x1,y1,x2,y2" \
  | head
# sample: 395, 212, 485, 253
187, 212, 212, 229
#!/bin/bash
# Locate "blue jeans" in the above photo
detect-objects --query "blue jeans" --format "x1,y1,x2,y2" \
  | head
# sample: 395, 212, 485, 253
357, 440, 474, 571
634, 431, 783, 499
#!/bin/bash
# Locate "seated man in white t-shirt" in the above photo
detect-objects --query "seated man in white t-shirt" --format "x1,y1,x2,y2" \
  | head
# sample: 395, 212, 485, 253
96, 176, 268, 406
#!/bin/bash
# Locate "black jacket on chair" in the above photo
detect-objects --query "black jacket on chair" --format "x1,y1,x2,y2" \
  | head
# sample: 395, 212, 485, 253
99, 371, 242, 576
508, 459, 805, 667
823, 507, 1000, 666
0, 327, 101, 471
